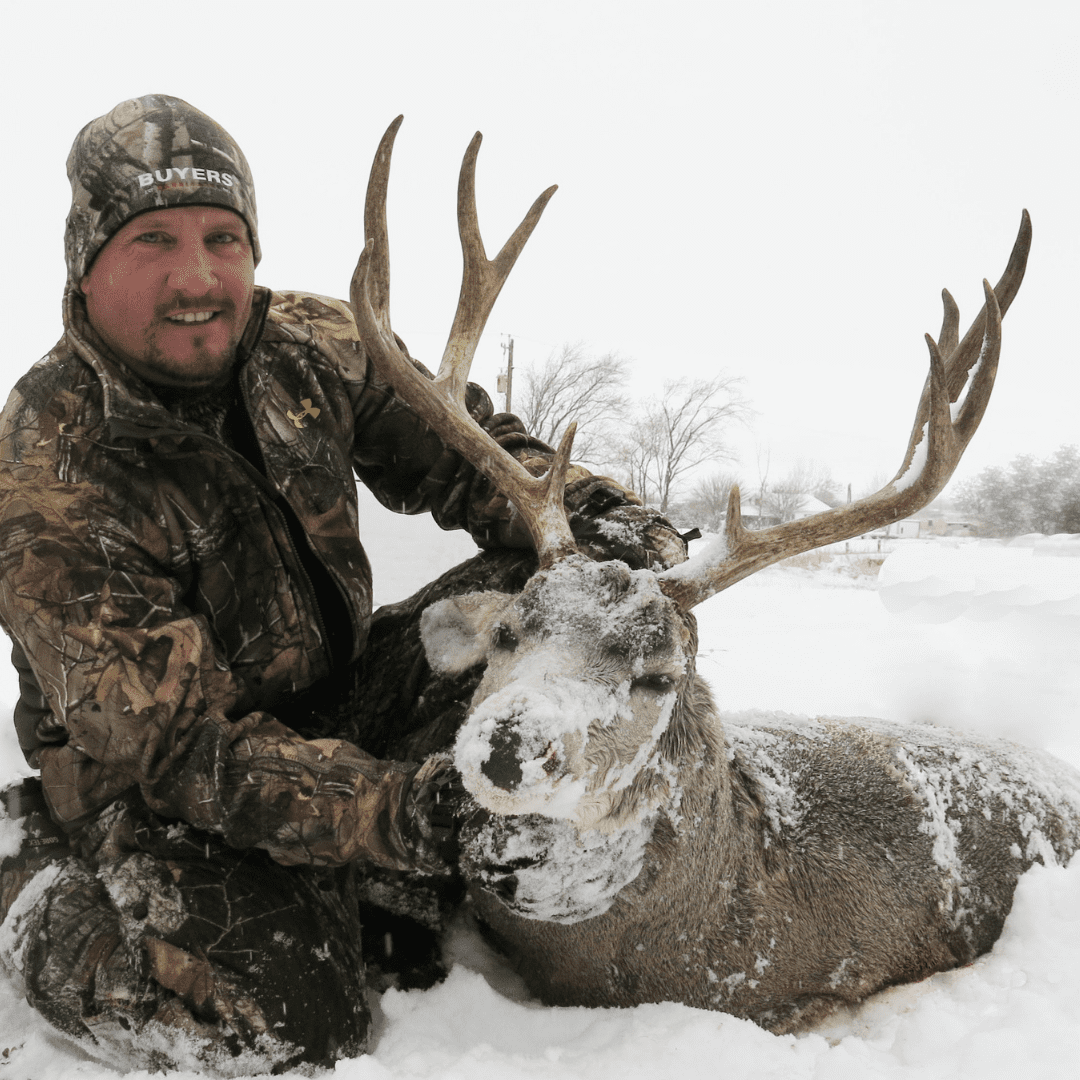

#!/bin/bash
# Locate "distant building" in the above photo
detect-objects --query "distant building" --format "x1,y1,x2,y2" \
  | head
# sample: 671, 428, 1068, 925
738, 493, 834, 530
883, 518, 922, 539
725, 496, 980, 540
858, 514, 980, 540
920, 516, 980, 538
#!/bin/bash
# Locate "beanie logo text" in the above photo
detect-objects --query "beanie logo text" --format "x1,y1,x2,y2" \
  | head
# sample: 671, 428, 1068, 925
137, 168, 238, 189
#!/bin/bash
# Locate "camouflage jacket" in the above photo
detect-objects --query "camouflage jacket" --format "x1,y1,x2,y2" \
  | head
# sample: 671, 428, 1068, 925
0, 286, 572, 868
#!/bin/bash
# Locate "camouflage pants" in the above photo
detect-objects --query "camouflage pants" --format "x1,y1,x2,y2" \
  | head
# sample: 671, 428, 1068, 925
0, 782, 369, 1075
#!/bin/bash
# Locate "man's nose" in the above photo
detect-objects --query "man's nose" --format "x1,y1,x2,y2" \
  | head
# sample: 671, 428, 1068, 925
167, 241, 218, 293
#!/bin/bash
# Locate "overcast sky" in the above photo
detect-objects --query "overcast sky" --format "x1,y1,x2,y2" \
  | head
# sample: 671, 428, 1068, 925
3, 0, 1076, 499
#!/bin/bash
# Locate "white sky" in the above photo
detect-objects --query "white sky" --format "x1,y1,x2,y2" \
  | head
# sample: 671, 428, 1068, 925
2, 0, 1076, 497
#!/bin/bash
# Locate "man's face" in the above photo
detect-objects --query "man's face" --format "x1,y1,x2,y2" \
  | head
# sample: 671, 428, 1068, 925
80, 206, 255, 389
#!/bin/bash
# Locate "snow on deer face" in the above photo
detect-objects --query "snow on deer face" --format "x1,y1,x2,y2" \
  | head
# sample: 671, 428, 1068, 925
421, 556, 694, 832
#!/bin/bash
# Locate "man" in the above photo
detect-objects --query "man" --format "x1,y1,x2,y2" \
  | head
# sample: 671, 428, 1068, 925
0, 95, 683, 1072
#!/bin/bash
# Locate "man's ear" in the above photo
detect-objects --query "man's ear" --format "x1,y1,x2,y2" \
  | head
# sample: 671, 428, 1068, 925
80, 273, 91, 295
420, 592, 511, 675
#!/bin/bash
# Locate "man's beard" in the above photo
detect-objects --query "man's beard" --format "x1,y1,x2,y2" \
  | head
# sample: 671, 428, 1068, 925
136, 337, 239, 388
128, 298, 244, 389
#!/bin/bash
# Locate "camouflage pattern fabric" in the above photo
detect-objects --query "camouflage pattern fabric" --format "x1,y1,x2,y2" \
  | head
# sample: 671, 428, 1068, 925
65, 94, 261, 283
1, 785, 369, 1074
0, 284, 585, 852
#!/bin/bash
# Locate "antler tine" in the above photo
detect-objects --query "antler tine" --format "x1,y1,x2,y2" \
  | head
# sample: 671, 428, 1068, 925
937, 288, 960, 360
437, 131, 559, 401
894, 208, 1025, 482
658, 212, 1029, 614
948, 207, 1029, 391
351, 115, 403, 335
350, 120, 578, 569
951, 279, 1002, 448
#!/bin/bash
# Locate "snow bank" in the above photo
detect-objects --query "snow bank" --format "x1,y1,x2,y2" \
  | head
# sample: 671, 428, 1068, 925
355, 858, 1080, 1080
2, 856, 1077, 1080
878, 536, 1080, 622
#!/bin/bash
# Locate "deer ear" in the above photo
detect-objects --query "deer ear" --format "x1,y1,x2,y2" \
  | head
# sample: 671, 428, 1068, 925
420, 592, 510, 674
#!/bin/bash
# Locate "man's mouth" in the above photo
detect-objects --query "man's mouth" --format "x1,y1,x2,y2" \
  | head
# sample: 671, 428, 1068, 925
166, 311, 219, 325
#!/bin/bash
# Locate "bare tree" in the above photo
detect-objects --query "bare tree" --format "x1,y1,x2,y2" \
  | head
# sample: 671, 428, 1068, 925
803, 462, 840, 507
763, 460, 839, 522
955, 445, 1080, 536
855, 470, 891, 502
516, 343, 631, 465
611, 410, 662, 508
763, 487, 808, 524
607, 376, 749, 514
676, 470, 742, 532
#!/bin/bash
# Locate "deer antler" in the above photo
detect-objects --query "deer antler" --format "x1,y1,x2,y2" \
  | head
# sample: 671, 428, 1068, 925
350, 118, 578, 568
657, 210, 1032, 612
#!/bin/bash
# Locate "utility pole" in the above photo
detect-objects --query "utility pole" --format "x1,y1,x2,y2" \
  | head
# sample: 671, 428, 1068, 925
497, 335, 514, 413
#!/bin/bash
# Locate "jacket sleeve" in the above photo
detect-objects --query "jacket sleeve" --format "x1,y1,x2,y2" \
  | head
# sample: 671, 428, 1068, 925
347, 354, 687, 565
281, 292, 665, 554
145, 715, 442, 870
0, 444, 428, 869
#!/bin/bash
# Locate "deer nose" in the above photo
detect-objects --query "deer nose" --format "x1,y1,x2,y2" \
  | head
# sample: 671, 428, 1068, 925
481, 725, 524, 790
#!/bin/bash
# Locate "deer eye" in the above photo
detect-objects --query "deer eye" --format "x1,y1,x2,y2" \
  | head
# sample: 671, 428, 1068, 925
492, 624, 518, 651
632, 673, 676, 693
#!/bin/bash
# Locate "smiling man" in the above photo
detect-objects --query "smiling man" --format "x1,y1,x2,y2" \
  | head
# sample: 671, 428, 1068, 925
80, 206, 256, 388
0, 95, 682, 1073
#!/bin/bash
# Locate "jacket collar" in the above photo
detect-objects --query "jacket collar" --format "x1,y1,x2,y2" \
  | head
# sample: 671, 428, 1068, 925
62, 284, 272, 439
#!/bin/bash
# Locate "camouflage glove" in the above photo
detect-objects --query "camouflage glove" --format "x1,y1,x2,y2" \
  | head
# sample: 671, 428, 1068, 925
482, 411, 530, 442
564, 476, 689, 571
402, 756, 480, 875
459, 811, 649, 923
458, 409, 689, 570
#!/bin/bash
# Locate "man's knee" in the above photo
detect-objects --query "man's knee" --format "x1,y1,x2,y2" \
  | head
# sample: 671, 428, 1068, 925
1, 788, 371, 1074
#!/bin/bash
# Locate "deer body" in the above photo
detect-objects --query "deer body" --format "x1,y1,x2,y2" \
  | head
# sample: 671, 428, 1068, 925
422, 560, 1080, 1033
471, 712, 1080, 1032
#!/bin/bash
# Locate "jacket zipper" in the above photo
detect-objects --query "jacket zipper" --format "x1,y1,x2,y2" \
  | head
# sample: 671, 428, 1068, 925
234, 376, 342, 672
113, 389, 349, 674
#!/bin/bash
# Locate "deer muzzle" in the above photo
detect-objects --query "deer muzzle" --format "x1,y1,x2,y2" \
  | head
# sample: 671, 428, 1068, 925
454, 677, 599, 819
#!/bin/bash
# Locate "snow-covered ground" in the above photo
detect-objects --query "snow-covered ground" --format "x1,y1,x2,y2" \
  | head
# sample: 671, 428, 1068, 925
0, 491, 1076, 1079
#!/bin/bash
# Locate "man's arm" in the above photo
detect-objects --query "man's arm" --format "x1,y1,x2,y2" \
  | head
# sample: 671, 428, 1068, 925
281, 291, 688, 570
0, 446, 445, 870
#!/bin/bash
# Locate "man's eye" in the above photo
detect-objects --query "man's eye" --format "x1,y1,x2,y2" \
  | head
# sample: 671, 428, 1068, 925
135, 232, 168, 244
208, 232, 240, 245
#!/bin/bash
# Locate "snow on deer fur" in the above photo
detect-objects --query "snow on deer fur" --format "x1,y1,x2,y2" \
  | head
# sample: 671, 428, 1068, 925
426, 559, 685, 832
419, 557, 1080, 1033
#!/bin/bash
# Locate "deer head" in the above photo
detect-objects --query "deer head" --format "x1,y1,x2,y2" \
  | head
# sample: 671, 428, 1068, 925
351, 117, 1031, 833
420, 557, 710, 832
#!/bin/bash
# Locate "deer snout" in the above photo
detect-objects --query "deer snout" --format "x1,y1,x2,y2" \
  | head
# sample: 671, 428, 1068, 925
480, 724, 525, 790
481, 722, 563, 792
455, 693, 586, 817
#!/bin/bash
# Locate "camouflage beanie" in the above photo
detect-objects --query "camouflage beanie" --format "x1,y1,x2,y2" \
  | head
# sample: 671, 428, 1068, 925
65, 94, 261, 284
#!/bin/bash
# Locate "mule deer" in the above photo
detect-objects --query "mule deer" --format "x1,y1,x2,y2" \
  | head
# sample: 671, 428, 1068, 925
350, 118, 1080, 1033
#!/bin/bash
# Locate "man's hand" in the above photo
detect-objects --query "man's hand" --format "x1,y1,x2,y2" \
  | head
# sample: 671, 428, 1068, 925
403, 756, 480, 875
564, 476, 688, 571
462, 409, 689, 571
458, 811, 651, 923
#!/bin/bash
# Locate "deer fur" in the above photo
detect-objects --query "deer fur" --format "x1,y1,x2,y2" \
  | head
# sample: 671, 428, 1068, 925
420, 555, 1080, 1034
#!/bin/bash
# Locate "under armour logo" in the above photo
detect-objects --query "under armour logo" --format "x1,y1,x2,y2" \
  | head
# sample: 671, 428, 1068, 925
287, 399, 321, 429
